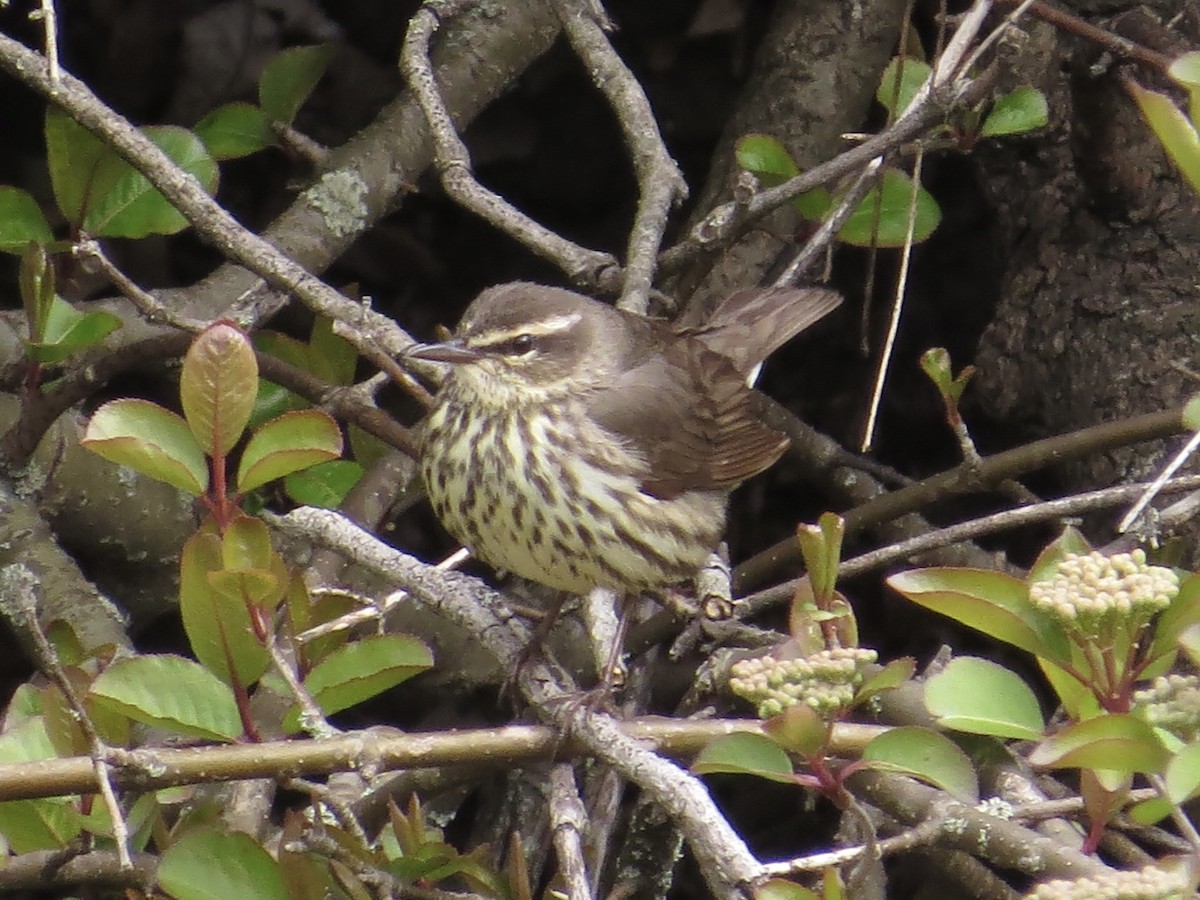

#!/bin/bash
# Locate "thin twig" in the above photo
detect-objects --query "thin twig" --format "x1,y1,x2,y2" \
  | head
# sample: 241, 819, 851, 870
658, 6, 995, 280
548, 764, 594, 900
286, 777, 370, 846
761, 815, 944, 876
295, 549, 470, 644
267, 635, 339, 739
551, 0, 687, 313
741, 474, 1200, 616
733, 405, 1185, 591
254, 352, 421, 458
0, 32, 414, 353
993, 0, 1174, 72
861, 145, 926, 452
1117, 428, 1200, 534
772, 158, 883, 290
0, 565, 133, 871
399, 0, 618, 288
74, 240, 208, 332
30, 0, 59, 83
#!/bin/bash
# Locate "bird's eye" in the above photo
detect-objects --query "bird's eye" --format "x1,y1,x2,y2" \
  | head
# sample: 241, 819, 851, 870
509, 334, 535, 355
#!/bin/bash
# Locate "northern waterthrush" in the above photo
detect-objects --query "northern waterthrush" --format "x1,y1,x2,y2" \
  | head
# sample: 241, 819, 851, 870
408, 282, 841, 596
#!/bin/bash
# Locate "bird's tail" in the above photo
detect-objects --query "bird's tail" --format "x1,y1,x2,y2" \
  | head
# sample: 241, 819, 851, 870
684, 286, 842, 376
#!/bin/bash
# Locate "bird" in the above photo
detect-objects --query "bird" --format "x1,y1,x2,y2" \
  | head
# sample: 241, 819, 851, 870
407, 281, 841, 598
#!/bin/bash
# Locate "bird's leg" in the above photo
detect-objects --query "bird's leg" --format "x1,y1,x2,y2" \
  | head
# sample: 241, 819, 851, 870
583, 587, 626, 689
595, 593, 630, 692
498, 589, 573, 704
556, 594, 629, 715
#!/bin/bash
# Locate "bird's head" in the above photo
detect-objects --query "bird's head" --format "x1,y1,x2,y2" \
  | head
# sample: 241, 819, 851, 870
407, 283, 625, 404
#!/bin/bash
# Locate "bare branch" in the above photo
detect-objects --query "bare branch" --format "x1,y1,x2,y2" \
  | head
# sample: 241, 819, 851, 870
400, 0, 619, 289
551, 0, 687, 313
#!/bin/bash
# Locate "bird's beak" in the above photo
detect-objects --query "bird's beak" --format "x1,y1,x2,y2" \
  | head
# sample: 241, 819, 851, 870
405, 339, 483, 364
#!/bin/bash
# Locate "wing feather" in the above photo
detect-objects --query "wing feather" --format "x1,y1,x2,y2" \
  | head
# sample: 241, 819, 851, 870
587, 335, 787, 499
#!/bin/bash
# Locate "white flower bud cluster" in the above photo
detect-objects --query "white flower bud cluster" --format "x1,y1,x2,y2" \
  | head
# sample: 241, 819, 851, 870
1028, 550, 1179, 638
1133, 674, 1200, 741
1024, 864, 1186, 900
729, 647, 878, 719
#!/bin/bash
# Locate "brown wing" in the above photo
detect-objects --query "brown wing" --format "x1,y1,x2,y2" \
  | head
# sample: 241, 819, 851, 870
587, 334, 788, 500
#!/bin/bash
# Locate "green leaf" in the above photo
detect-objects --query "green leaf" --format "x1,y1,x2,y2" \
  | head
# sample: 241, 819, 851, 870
925, 657, 1045, 740
0, 718, 85, 851
1127, 79, 1200, 196
24, 296, 123, 364
0, 716, 57, 764
755, 879, 821, 900
1170, 51, 1200, 88
254, 330, 312, 370
1165, 741, 1200, 804
236, 409, 343, 493
862, 726, 978, 803
691, 732, 797, 784
308, 317, 358, 385
1027, 526, 1092, 585
194, 102, 275, 160
734, 134, 799, 185
980, 87, 1049, 137
0, 188, 53, 253
89, 655, 242, 742
1147, 572, 1200, 664
207, 568, 279, 608
4, 684, 44, 729
1169, 51, 1200, 125
249, 331, 312, 430
220, 515, 275, 572
876, 57, 932, 117
837, 169, 941, 247
181, 322, 259, 457
794, 186, 833, 221
1029, 715, 1170, 775
0, 795, 81, 853
763, 704, 830, 757
795, 513, 843, 601
82, 126, 219, 238
180, 526, 271, 688
920, 347, 953, 394
284, 635, 433, 731
919, 347, 975, 405
887, 568, 1071, 664
82, 399, 209, 495
159, 829, 288, 900
1038, 656, 1100, 722
259, 45, 337, 125
1128, 794, 1173, 826
45, 108, 120, 226
856, 657, 915, 703
249, 380, 306, 433
19, 241, 56, 342
348, 423, 390, 470
284, 459, 363, 508
1183, 393, 1200, 431
42, 681, 87, 756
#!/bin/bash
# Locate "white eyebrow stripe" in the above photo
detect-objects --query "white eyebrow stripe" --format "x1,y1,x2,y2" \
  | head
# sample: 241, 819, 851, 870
471, 312, 582, 345
529, 312, 582, 334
